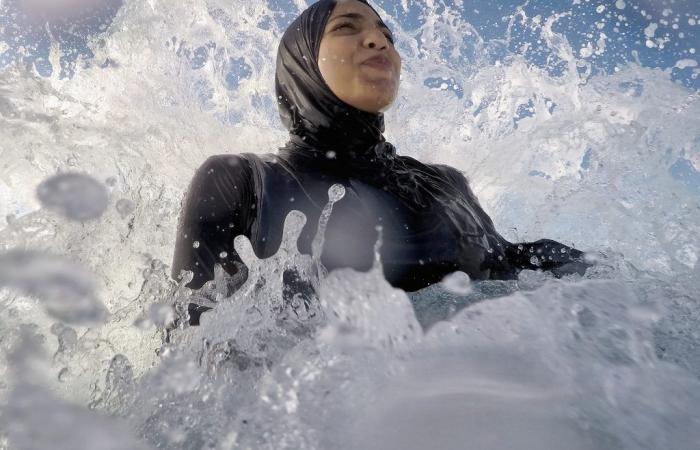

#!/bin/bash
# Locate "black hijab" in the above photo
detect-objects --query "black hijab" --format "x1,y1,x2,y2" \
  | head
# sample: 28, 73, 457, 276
275, 0, 390, 160
274, 0, 471, 218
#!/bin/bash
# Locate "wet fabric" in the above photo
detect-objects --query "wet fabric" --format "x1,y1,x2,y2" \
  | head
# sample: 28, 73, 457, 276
171, 0, 589, 316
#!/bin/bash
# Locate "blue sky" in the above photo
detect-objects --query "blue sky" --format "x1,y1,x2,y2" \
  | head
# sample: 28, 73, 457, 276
0, 0, 697, 88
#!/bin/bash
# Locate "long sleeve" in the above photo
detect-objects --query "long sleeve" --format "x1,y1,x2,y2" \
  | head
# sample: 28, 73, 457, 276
439, 165, 589, 279
171, 154, 257, 290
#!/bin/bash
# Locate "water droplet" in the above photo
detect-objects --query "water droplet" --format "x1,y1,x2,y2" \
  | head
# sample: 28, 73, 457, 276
58, 367, 70, 382
312, 184, 346, 260
441, 271, 472, 295
36, 173, 109, 221
148, 303, 175, 328
0, 251, 107, 325
328, 184, 346, 202
219, 251, 228, 258
115, 198, 135, 218
193, 241, 200, 248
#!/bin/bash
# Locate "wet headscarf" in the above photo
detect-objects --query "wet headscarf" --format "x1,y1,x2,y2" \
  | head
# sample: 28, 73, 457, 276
273, 0, 471, 218
275, 0, 389, 159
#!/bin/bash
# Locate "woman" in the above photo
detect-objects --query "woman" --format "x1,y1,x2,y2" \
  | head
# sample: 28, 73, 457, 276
171, 0, 588, 320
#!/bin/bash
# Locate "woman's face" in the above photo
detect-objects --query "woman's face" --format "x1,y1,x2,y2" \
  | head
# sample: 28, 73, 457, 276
318, 0, 401, 114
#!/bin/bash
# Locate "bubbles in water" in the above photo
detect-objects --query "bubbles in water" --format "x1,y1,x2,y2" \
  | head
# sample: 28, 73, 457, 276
36, 173, 109, 221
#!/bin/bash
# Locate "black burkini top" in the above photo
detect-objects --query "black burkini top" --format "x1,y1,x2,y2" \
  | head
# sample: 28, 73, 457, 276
171, 0, 587, 305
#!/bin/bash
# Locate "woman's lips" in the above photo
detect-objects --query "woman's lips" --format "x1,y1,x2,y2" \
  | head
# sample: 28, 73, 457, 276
361, 56, 392, 71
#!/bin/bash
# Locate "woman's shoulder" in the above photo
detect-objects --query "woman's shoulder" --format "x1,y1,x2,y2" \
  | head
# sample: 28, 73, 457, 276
198, 152, 258, 169
195, 152, 280, 177
395, 155, 467, 182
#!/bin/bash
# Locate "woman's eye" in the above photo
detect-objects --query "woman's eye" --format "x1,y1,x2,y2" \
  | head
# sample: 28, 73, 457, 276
333, 22, 394, 44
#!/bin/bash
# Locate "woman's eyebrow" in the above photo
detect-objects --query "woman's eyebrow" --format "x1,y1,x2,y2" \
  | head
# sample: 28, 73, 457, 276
328, 12, 391, 31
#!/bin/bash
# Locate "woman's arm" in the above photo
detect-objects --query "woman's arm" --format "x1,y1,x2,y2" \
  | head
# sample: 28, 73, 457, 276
171, 154, 257, 290
439, 165, 590, 279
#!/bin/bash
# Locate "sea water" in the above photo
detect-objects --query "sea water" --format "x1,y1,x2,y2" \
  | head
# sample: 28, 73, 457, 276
0, 0, 699, 449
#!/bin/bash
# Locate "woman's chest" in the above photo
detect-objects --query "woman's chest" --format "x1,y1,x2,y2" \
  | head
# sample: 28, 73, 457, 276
253, 171, 466, 279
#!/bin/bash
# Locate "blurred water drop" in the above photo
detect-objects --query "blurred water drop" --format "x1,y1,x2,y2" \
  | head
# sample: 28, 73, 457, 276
51, 322, 78, 357
575, 305, 597, 328
148, 303, 175, 328
6, 383, 151, 450
57, 367, 70, 382
36, 173, 109, 221
115, 198, 136, 218
440, 271, 472, 295
0, 250, 108, 325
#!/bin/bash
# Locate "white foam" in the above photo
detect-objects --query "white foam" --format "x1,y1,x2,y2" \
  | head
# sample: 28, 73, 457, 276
675, 59, 698, 69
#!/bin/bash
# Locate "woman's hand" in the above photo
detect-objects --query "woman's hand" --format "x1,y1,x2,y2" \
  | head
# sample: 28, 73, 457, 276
505, 239, 593, 278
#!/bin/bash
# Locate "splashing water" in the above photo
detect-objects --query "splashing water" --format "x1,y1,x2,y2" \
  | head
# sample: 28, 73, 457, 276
1, 0, 699, 449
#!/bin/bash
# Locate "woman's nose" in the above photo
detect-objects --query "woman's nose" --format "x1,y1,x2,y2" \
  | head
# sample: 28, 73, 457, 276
363, 27, 389, 50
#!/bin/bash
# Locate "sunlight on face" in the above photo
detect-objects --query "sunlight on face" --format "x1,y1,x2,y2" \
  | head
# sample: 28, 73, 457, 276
318, 0, 402, 114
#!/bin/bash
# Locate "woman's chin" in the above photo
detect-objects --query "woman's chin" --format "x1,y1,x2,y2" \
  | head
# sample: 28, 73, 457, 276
358, 72, 397, 89
359, 85, 398, 108
353, 97, 395, 114
342, 84, 397, 113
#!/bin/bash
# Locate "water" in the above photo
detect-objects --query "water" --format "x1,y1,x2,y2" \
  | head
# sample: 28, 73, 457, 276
1, 0, 699, 449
